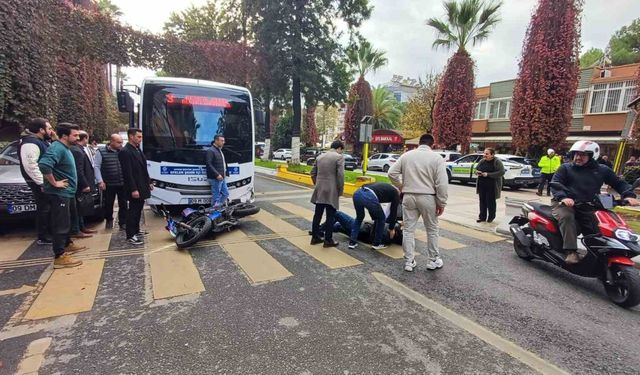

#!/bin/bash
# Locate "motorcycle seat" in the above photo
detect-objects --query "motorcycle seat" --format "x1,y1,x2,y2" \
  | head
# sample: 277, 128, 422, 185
529, 202, 557, 222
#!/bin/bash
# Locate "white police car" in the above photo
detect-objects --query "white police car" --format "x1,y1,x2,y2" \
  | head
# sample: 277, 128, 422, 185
446, 153, 537, 190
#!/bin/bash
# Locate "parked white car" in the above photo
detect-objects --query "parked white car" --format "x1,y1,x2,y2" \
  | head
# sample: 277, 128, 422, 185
273, 148, 292, 160
367, 153, 400, 172
445, 153, 537, 190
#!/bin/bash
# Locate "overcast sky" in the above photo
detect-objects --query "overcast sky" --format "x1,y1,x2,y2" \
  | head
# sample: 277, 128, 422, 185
114, 0, 640, 89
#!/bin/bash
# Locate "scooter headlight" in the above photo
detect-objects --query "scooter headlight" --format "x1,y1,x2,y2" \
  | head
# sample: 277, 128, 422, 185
614, 229, 639, 242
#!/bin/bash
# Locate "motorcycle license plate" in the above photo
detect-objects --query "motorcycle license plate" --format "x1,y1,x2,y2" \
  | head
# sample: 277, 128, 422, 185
8, 204, 37, 214
188, 198, 211, 205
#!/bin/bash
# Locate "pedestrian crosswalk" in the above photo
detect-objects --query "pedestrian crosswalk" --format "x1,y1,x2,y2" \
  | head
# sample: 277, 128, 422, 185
0, 201, 506, 322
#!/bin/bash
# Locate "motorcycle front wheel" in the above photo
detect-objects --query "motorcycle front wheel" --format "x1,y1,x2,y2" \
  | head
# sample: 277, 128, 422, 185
175, 216, 212, 249
604, 265, 640, 308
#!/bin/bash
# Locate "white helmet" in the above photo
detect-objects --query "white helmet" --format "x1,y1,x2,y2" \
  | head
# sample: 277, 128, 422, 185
568, 140, 600, 161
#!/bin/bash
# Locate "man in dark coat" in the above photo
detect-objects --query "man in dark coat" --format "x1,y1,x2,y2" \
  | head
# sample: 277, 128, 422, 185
119, 128, 153, 245
205, 134, 229, 208
95, 133, 127, 230
70, 131, 97, 238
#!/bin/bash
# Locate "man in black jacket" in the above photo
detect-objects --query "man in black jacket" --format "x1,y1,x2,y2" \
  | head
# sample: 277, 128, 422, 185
70, 131, 97, 238
119, 128, 153, 245
349, 182, 400, 251
18, 118, 54, 245
205, 134, 228, 208
95, 134, 126, 230
551, 141, 639, 264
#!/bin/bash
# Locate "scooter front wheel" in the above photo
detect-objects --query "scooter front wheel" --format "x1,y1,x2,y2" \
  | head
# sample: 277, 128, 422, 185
604, 265, 640, 308
175, 216, 212, 249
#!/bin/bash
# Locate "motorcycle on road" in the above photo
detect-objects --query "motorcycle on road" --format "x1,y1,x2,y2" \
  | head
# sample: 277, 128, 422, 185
160, 202, 260, 249
509, 182, 640, 308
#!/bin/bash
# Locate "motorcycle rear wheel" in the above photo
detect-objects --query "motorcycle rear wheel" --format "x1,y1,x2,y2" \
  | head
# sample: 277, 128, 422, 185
175, 216, 212, 249
604, 265, 640, 308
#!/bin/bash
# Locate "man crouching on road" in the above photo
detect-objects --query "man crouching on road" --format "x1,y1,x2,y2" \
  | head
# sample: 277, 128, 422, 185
38, 123, 86, 269
388, 134, 448, 272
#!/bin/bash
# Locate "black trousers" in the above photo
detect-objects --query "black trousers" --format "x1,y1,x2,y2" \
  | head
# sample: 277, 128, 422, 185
27, 182, 51, 241
126, 198, 144, 239
478, 186, 497, 221
47, 194, 71, 258
311, 203, 336, 241
104, 185, 127, 225
537, 173, 554, 195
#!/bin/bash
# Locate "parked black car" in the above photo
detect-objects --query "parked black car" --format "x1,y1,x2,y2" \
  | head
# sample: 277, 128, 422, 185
306, 152, 359, 171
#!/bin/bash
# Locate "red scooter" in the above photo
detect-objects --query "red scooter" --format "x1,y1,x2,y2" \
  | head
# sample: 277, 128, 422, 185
509, 182, 640, 308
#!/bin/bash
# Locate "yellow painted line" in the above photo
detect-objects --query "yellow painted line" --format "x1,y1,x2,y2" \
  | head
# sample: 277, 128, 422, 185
0, 237, 34, 261
373, 272, 570, 375
440, 221, 503, 243
16, 337, 52, 375
415, 230, 466, 250
73, 232, 113, 252
273, 201, 315, 220
256, 189, 308, 196
24, 259, 105, 320
220, 230, 292, 284
149, 249, 205, 300
256, 209, 362, 269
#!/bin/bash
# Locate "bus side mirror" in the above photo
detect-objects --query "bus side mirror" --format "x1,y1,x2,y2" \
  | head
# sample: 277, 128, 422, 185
117, 91, 134, 113
254, 110, 266, 127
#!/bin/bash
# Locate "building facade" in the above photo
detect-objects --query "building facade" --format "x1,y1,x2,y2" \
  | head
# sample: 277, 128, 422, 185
382, 75, 419, 103
471, 63, 639, 170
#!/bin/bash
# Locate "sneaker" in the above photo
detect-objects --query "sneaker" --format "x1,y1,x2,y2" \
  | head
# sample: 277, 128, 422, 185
71, 232, 92, 239
404, 259, 417, 272
105, 220, 114, 229
348, 240, 358, 249
54, 254, 82, 269
64, 243, 87, 254
426, 257, 444, 271
371, 243, 388, 251
36, 239, 53, 246
137, 230, 149, 236
127, 236, 144, 245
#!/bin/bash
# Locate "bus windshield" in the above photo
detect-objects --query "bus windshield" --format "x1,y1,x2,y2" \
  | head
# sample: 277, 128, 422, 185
141, 83, 253, 165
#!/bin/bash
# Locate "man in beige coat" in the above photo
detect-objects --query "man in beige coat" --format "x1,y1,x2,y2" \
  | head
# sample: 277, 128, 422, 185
388, 134, 448, 272
310, 140, 345, 247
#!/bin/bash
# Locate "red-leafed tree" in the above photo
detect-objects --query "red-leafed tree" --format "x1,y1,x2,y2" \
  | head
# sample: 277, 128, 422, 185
428, 0, 502, 151
344, 40, 387, 152
344, 77, 373, 148
510, 0, 582, 157
632, 66, 640, 149
302, 105, 319, 146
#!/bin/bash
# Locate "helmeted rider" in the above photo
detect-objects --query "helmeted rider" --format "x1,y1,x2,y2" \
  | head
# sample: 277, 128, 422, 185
551, 141, 639, 264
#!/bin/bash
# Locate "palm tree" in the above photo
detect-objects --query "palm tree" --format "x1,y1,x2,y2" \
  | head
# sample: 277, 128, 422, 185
343, 40, 388, 151
346, 40, 388, 79
427, 0, 502, 151
372, 86, 402, 129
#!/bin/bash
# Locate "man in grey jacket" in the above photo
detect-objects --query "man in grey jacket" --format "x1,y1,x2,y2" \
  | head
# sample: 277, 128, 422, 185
205, 135, 228, 208
388, 134, 448, 272
310, 140, 345, 247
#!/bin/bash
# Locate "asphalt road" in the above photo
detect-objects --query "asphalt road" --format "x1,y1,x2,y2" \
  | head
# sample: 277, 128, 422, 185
0, 174, 638, 374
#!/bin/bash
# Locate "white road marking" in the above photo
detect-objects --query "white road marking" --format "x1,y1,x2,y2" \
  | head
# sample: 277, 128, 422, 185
373, 272, 570, 375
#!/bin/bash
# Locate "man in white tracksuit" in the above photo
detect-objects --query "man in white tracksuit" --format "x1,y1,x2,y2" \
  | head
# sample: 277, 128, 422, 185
388, 134, 449, 272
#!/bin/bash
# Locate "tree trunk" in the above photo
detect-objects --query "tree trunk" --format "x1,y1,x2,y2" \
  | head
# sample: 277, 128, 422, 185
291, 74, 301, 164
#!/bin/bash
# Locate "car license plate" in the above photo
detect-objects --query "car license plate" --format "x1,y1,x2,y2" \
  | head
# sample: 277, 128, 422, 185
8, 204, 37, 214
188, 198, 211, 205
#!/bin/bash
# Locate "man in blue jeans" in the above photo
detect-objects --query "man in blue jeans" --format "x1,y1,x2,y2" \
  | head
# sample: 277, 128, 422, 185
205, 135, 229, 209
350, 182, 400, 250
